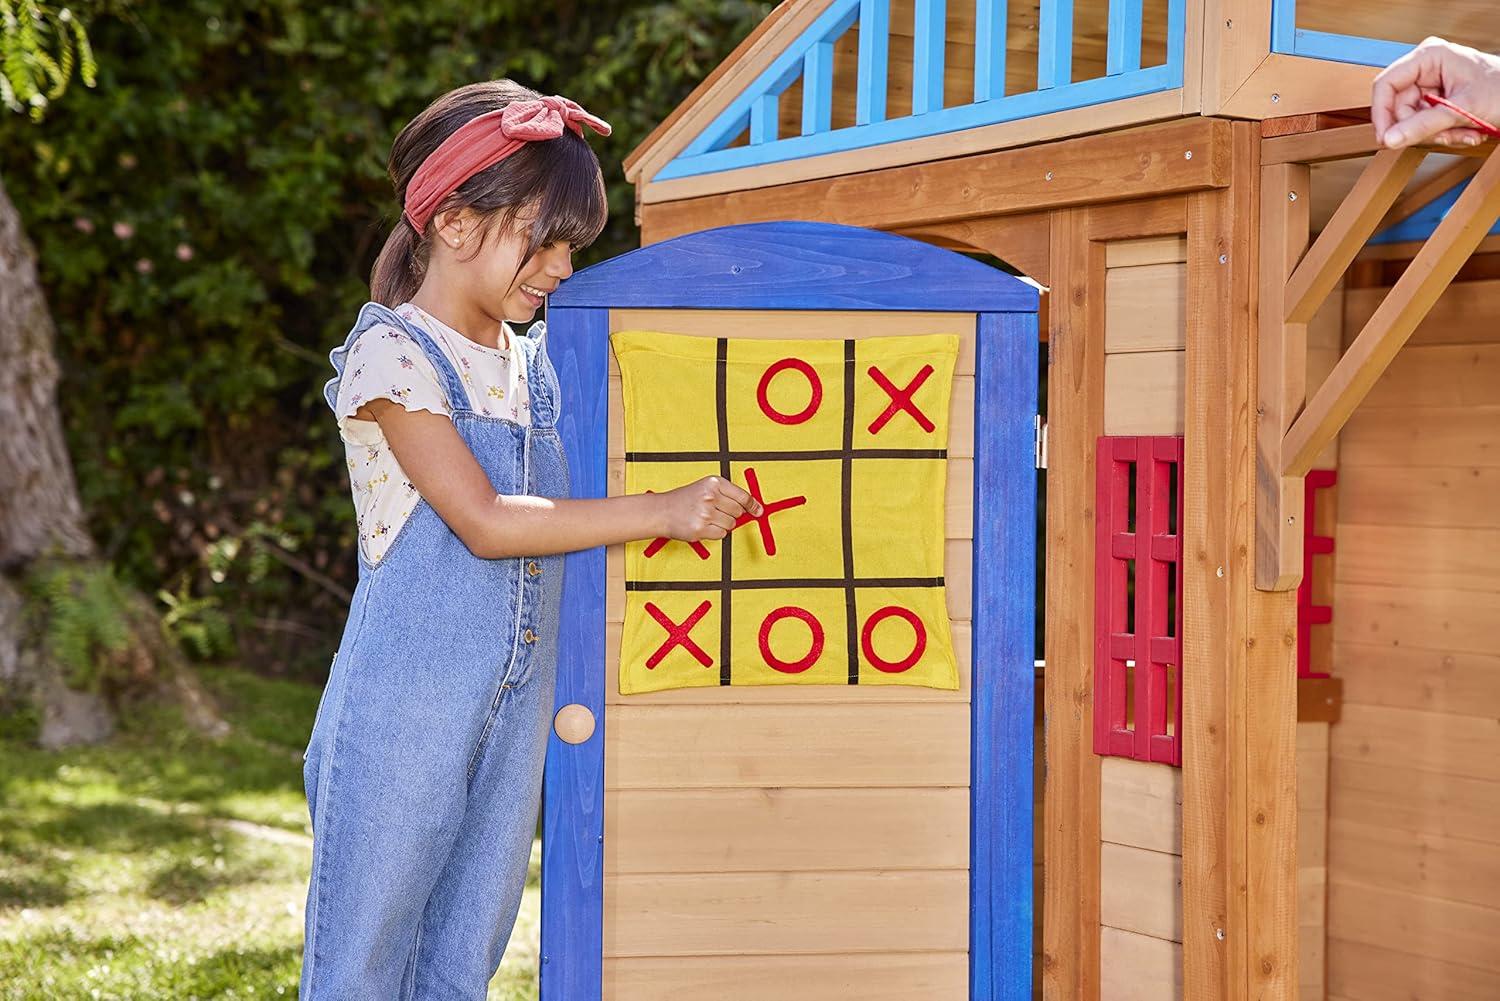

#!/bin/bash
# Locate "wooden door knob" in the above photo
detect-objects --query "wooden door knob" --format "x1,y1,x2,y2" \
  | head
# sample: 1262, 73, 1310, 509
553, 704, 596, 744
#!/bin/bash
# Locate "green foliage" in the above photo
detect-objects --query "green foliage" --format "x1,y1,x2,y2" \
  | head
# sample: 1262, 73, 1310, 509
25, 561, 135, 691
0, 1, 97, 120
0, 0, 772, 677
156, 581, 233, 662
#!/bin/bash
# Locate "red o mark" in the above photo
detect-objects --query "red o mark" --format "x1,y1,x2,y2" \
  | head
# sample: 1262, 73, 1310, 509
757, 358, 823, 425
860, 605, 928, 673
758, 606, 825, 674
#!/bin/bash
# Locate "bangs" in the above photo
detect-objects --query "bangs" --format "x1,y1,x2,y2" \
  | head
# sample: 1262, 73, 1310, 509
527, 133, 609, 254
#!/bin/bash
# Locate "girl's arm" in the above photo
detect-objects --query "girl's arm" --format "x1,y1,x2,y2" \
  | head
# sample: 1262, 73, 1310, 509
364, 399, 761, 559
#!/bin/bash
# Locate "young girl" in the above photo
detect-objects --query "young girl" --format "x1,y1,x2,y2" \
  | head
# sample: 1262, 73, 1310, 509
300, 80, 761, 999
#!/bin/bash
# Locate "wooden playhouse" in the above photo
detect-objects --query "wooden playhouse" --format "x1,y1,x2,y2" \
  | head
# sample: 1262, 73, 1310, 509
537, 2, 1500, 999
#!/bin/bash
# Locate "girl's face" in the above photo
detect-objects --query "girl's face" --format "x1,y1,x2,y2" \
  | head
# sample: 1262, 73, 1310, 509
439, 206, 576, 325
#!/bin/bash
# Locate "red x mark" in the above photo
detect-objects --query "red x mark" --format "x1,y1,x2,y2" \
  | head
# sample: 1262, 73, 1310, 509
644, 600, 713, 669
642, 490, 712, 560
733, 467, 807, 557
867, 364, 936, 435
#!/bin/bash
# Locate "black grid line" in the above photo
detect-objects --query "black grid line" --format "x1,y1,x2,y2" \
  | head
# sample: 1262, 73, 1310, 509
841, 339, 859, 684
629, 337, 946, 685
716, 337, 731, 686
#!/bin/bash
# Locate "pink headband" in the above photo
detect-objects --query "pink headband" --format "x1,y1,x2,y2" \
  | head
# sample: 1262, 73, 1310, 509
402, 94, 612, 233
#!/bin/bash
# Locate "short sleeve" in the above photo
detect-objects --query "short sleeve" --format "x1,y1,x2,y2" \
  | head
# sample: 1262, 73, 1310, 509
334, 324, 452, 445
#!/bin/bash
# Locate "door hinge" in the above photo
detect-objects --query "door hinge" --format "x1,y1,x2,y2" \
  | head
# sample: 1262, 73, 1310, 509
1035, 416, 1048, 470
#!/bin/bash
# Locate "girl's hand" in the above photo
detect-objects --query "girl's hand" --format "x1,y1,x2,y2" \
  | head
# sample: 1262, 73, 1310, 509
657, 476, 762, 541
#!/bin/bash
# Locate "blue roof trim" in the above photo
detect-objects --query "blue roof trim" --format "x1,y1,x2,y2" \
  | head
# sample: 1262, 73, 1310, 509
1371, 177, 1500, 245
656, 0, 1186, 183
550, 221, 1040, 312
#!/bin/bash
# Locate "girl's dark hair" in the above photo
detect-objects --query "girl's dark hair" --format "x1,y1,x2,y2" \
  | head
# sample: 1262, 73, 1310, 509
371, 79, 609, 306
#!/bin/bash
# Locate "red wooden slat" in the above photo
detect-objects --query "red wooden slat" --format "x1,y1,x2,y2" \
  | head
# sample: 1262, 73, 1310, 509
1297, 469, 1338, 679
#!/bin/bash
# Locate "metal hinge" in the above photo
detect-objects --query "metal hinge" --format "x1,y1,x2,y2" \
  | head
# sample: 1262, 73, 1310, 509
1035, 416, 1048, 470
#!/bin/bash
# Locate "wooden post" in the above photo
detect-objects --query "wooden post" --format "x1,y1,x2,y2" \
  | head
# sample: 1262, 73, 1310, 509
1255, 162, 1310, 593
1042, 206, 1104, 1001
1184, 121, 1300, 1001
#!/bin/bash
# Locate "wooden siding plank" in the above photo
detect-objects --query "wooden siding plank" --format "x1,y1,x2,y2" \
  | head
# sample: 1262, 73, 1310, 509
1329, 703, 1500, 784
1326, 880, 1500, 975
1105, 235, 1188, 268
1099, 755, 1183, 854
1099, 926, 1184, 1001
1333, 582, 1500, 657
605, 787, 968, 873
605, 870, 969, 957
1335, 524, 1500, 593
1337, 465, 1500, 529
1328, 818, 1500, 912
1100, 842, 1184, 941
1333, 642, 1500, 719
1328, 759, 1500, 845
606, 703, 970, 789
1327, 939, 1500, 1001
1104, 262, 1187, 352
1356, 343, 1500, 410
1339, 407, 1500, 468
1344, 278, 1500, 348
1103, 350, 1185, 434
604, 953, 969, 1001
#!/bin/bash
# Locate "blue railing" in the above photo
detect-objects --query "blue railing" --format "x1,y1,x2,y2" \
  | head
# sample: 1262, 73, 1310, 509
1270, 0, 1412, 67
656, 0, 1187, 182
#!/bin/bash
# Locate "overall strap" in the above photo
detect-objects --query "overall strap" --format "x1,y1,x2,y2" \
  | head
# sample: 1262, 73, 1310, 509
392, 310, 472, 414
518, 321, 561, 427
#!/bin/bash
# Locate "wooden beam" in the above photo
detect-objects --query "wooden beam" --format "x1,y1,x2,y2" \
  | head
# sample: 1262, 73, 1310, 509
639, 90, 1187, 203
638, 118, 1232, 242
1256, 161, 1311, 592
1283, 149, 1500, 476
1378, 157, 1484, 232
1284, 148, 1426, 324
1220, 53, 1378, 121
1042, 206, 1104, 1001
1261, 123, 1491, 167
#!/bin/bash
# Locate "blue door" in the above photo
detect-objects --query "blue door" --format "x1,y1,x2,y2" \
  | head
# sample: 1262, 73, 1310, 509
540, 221, 1037, 1001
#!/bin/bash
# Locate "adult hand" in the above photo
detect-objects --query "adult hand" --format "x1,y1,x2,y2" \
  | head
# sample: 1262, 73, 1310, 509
657, 475, 761, 541
1372, 36, 1500, 149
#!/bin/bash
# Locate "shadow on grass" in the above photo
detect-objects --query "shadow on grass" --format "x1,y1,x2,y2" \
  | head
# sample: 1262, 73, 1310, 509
0, 928, 302, 999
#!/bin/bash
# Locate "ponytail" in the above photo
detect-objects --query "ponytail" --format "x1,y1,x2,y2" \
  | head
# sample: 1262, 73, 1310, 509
370, 221, 425, 307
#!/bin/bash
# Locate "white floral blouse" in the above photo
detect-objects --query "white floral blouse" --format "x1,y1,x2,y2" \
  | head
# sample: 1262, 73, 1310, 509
334, 301, 530, 565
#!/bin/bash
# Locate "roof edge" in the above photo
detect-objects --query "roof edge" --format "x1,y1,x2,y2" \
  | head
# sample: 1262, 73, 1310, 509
624, 0, 832, 182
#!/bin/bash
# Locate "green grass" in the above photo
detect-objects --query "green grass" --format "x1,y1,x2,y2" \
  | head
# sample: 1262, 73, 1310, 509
0, 666, 539, 1000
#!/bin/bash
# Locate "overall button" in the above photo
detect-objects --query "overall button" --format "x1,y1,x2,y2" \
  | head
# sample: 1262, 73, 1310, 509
526, 560, 542, 577
523, 628, 537, 644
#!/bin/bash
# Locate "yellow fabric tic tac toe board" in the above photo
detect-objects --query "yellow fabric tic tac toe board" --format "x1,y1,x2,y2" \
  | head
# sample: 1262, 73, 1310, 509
613, 329, 961, 695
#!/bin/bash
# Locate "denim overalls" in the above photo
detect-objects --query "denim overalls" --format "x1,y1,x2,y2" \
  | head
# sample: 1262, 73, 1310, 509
300, 301, 567, 1000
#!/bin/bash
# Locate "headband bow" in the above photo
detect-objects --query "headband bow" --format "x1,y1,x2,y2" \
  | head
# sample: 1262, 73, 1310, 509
402, 93, 612, 233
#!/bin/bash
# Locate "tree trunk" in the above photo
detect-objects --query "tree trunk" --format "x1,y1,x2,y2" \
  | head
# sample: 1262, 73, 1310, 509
0, 172, 226, 748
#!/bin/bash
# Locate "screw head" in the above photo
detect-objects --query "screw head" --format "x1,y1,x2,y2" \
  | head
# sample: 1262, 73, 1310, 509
1288, 191, 1299, 201
1045, 171, 1054, 181
1218, 253, 1228, 264
1217, 566, 1225, 579
1184, 150, 1194, 160
1225, 18, 1233, 27
1216, 928, 1226, 941
1271, 93, 1281, 103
